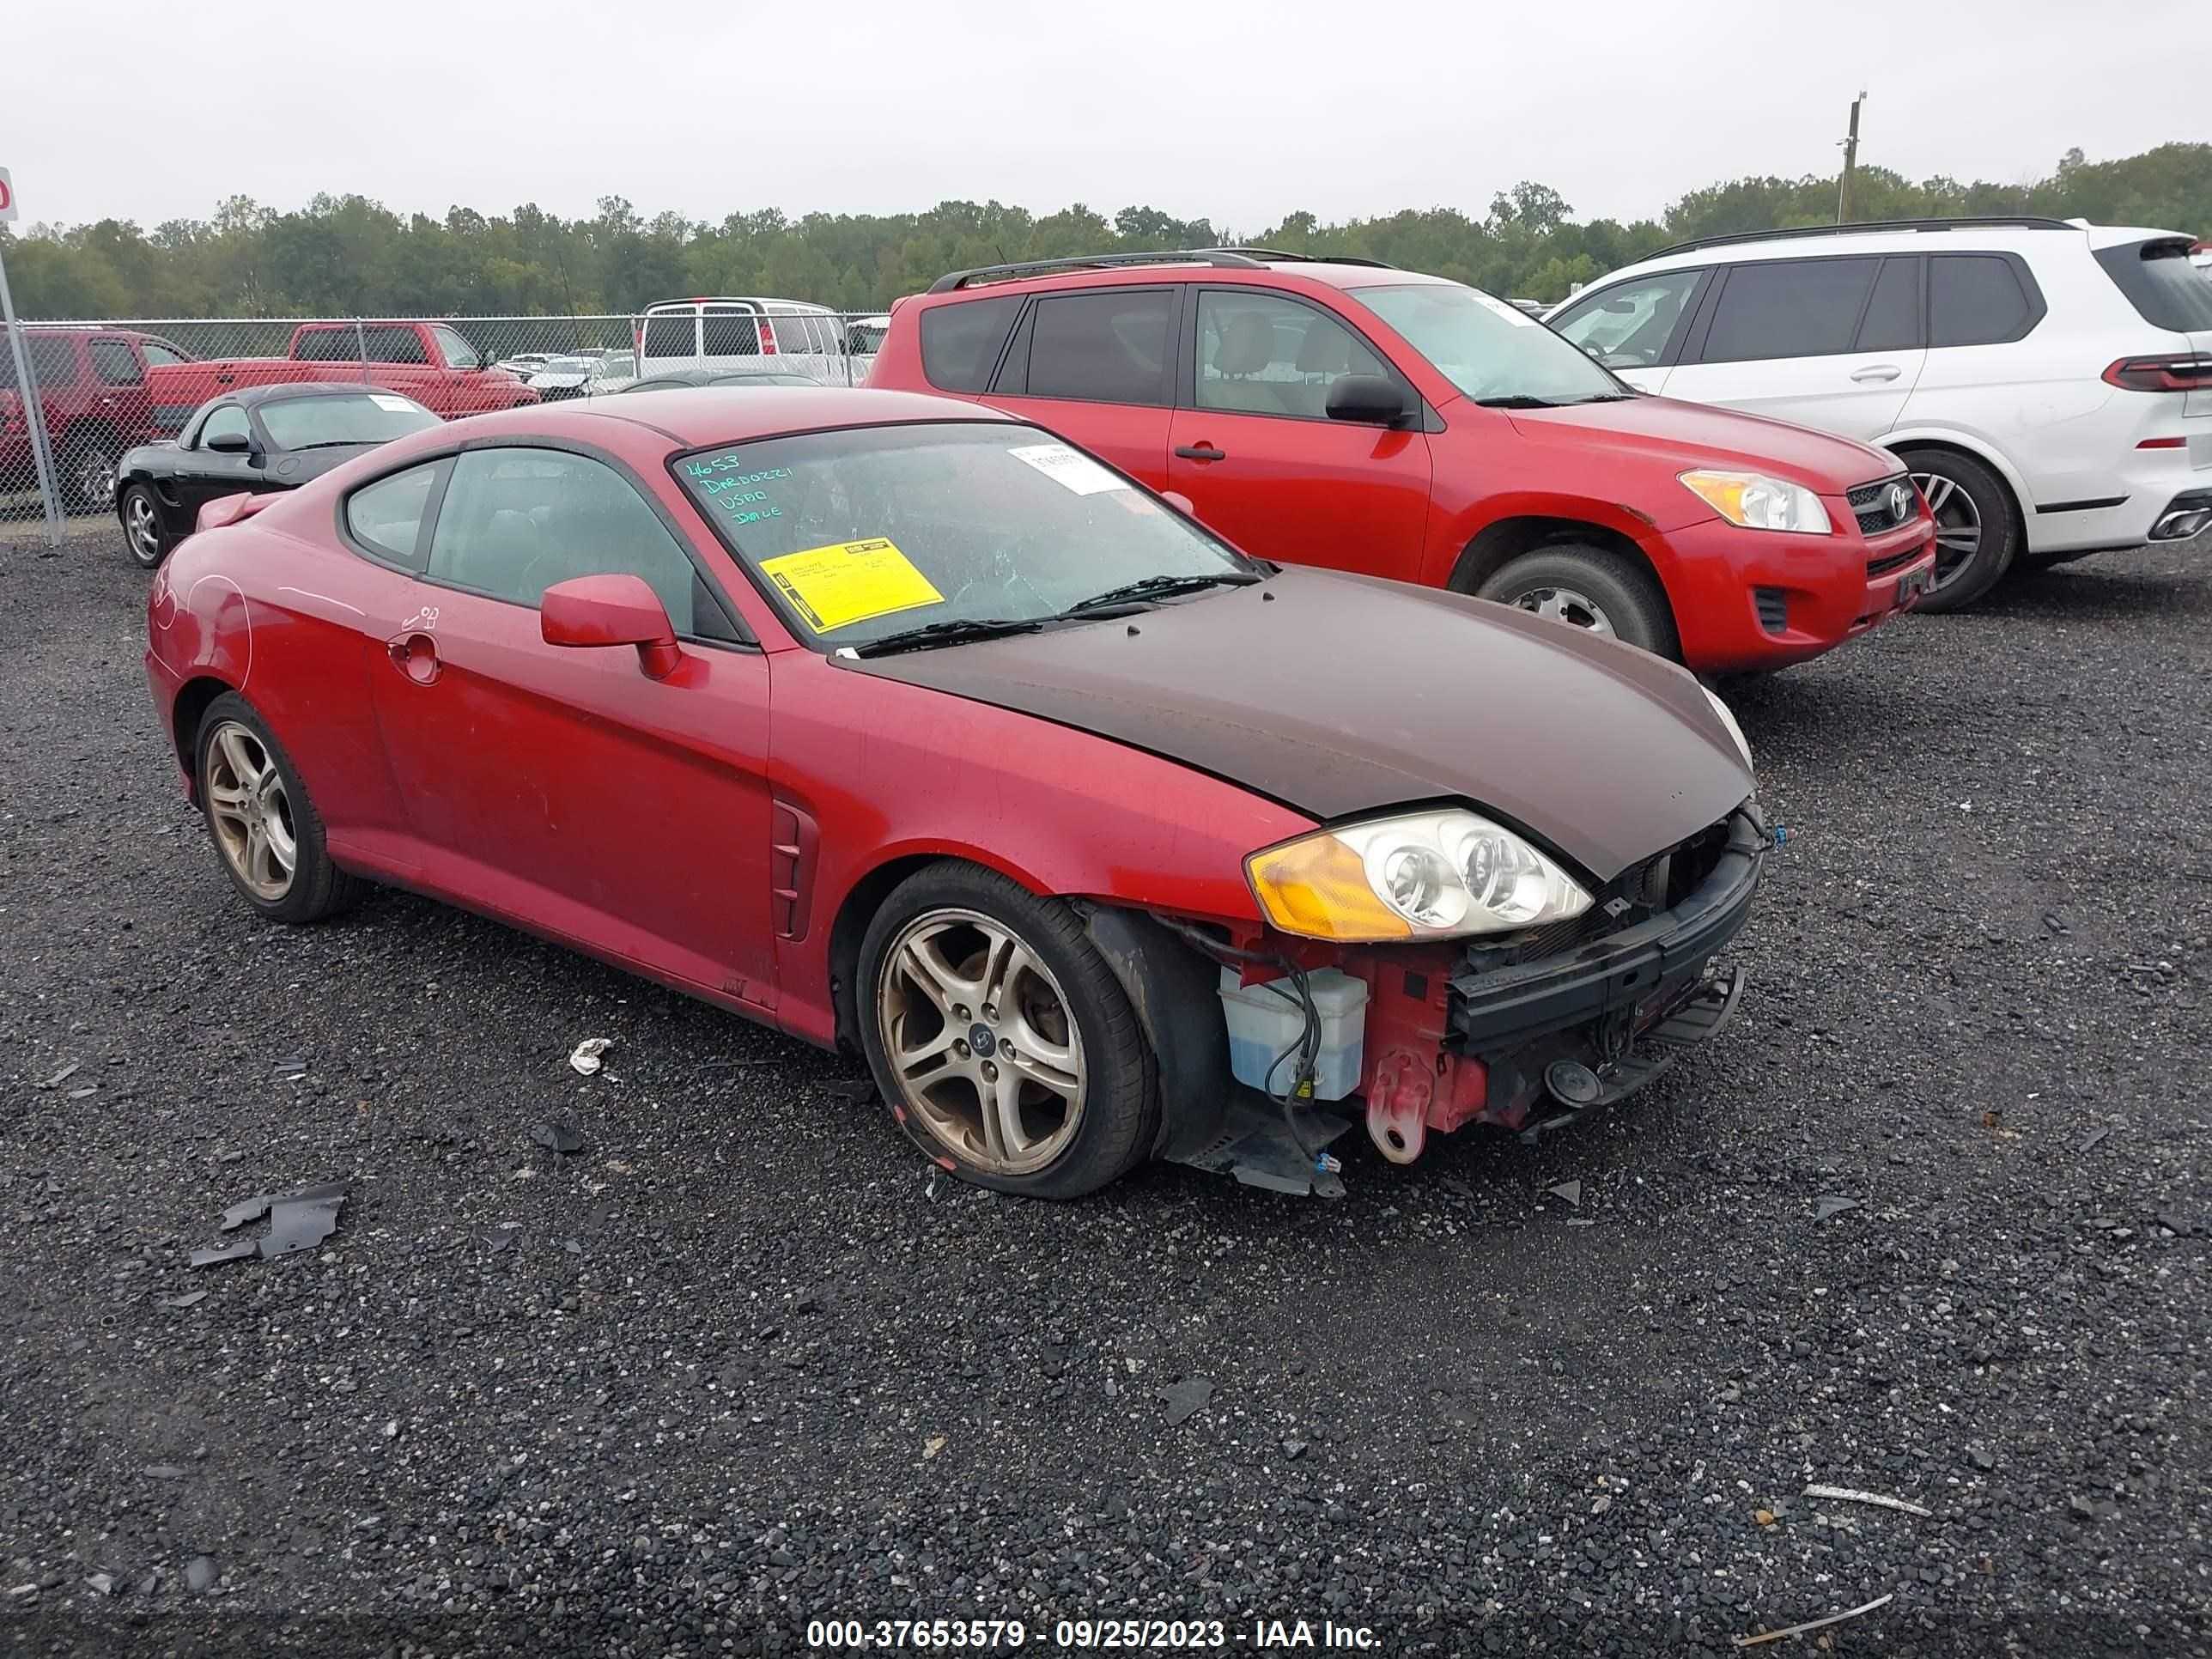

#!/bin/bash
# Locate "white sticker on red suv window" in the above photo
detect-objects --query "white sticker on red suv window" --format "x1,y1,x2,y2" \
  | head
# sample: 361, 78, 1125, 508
368, 394, 416, 412
1007, 441, 1129, 495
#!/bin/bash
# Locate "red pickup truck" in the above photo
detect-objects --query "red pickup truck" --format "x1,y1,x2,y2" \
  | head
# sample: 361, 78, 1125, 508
146, 321, 537, 434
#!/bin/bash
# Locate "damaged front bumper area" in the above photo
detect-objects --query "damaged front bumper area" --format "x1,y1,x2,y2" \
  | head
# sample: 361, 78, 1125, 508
1443, 804, 1765, 1141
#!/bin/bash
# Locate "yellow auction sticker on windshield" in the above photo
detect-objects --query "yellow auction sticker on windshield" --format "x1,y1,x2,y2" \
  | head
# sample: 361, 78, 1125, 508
758, 538, 945, 634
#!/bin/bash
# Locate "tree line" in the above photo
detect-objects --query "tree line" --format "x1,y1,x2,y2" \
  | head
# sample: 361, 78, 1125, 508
3, 143, 2203, 321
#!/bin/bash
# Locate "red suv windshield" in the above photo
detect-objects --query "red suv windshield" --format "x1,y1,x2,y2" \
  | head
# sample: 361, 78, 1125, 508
1351, 283, 1631, 407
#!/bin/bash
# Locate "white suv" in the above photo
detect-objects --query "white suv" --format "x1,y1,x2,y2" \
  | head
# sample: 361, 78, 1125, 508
634, 297, 858, 386
1547, 219, 2212, 610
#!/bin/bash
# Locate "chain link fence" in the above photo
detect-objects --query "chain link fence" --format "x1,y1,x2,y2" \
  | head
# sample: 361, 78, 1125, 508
2, 307, 894, 530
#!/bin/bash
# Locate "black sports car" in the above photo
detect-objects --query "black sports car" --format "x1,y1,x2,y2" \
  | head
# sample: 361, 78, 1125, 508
115, 382, 439, 568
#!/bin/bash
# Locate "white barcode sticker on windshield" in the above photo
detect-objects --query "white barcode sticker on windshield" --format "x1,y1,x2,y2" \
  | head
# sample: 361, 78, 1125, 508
1008, 441, 1129, 495
1473, 291, 1538, 327
368, 393, 417, 412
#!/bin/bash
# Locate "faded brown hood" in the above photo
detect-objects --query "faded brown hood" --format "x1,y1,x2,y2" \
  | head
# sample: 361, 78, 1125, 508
846, 568, 1754, 880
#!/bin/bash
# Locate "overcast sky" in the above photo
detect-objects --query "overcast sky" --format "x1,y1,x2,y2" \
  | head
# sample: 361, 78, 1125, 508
11, 0, 2208, 234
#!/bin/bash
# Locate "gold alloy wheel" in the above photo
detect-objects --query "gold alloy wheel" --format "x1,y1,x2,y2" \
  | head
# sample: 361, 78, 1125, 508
204, 720, 298, 901
875, 906, 1086, 1176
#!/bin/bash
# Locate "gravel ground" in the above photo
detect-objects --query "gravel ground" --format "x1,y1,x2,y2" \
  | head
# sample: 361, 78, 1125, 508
2, 525, 2207, 1657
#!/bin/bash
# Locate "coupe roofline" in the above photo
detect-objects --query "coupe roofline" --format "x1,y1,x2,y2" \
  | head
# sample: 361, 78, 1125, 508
362, 386, 1014, 458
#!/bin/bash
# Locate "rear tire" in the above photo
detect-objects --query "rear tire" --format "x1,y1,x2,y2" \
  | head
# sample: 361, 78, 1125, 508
193, 692, 362, 925
120, 484, 172, 569
1476, 544, 1680, 660
856, 862, 1158, 1200
66, 431, 120, 516
1901, 449, 2019, 612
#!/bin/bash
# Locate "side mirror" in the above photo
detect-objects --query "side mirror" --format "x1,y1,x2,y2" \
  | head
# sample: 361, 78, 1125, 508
541, 573, 682, 679
1160, 489, 1197, 517
1324, 374, 1414, 428
206, 430, 252, 454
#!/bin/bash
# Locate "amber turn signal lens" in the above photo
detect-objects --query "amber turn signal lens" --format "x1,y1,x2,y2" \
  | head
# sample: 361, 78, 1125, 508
1246, 836, 1413, 942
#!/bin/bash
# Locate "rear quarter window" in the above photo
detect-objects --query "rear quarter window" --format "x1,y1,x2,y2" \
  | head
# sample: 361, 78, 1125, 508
1928, 255, 2040, 348
919, 295, 1022, 392
344, 463, 442, 571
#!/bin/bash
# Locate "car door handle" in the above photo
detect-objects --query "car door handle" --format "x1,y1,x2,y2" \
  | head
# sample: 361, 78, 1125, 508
386, 632, 441, 685
1175, 443, 1226, 462
1849, 364, 1902, 383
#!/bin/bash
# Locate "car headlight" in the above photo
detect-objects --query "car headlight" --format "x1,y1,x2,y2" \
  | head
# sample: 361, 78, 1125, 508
1680, 469, 1832, 534
1703, 684, 1753, 770
1246, 809, 1592, 943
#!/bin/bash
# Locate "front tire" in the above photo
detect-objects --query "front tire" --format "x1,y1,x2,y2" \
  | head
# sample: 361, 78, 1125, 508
120, 483, 171, 569
1901, 449, 2019, 612
193, 692, 361, 924
1476, 544, 1680, 660
856, 863, 1158, 1199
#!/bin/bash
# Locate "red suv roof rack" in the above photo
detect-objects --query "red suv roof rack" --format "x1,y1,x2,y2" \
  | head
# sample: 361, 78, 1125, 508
928, 249, 1270, 294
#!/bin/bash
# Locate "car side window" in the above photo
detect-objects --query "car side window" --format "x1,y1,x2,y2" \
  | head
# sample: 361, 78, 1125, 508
90, 340, 146, 386
1024, 289, 1175, 405
198, 404, 252, 449
703, 309, 761, 356
1854, 255, 1923, 351
922, 295, 1021, 392
1929, 255, 2033, 348
141, 342, 188, 368
1698, 258, 1881, 363
430, 325, 480, 369
1553, 270, 1704, 368
344, 463, 441, 570
642, 311, 699, 358
0, 337, 77, 390
426, 447, 738, 641
362, 326, 430, 366
1194, 291, 1389, 419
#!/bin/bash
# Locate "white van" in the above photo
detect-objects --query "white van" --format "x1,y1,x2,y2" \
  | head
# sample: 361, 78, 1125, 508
632, 298, 856, 386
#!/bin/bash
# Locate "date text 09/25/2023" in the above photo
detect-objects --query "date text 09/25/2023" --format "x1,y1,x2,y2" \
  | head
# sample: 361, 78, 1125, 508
805, 1617, 1381, 1650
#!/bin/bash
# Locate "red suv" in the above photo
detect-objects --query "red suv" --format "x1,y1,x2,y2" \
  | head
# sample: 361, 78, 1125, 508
866, 250, 1938, 671
2, 326, 191, 514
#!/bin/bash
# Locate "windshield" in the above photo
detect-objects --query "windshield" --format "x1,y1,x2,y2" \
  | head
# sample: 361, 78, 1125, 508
673, 422, 1253, 650
848, 324, 889, 354
1350, 282, 1626, 404
257, 392, 439, 450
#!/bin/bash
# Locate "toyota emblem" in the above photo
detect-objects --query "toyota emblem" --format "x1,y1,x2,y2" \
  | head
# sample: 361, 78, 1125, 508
1887, 483, 1912, 521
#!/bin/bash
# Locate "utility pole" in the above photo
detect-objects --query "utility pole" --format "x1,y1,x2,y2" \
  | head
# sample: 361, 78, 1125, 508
1837, 89, 1868, 224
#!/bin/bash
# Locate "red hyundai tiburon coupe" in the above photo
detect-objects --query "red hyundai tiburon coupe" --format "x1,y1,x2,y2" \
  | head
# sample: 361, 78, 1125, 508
147, 389, 1765, 1198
